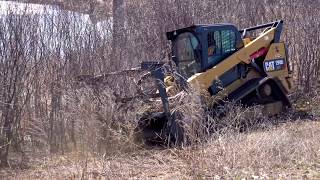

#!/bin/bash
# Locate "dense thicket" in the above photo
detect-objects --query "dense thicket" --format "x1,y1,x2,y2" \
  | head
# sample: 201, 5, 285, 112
0, 0, 319, 166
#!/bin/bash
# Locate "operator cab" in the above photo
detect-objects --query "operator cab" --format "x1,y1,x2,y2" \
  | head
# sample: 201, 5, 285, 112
167, 24, 243, 78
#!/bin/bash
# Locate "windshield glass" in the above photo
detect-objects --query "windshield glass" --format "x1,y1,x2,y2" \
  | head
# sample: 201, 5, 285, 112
174, 32, 201, 77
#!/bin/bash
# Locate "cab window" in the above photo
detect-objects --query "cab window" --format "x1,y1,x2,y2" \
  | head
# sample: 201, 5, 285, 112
207, 31, 221, 66
207, 31, 222, 57
221, 30, 236, 53
174, 32, 201, 77
207, 30, 236, 66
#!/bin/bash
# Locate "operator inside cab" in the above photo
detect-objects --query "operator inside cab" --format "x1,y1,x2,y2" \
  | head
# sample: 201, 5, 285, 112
172, 27, 238, 78
208, 34, 216, 57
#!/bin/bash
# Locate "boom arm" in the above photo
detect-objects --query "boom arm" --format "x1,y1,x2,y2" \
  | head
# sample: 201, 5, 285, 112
188, 27, 277, 90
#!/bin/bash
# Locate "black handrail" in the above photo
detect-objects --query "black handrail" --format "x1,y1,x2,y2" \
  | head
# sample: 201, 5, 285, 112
239, 20, 283, 42
239, 20, 283, 33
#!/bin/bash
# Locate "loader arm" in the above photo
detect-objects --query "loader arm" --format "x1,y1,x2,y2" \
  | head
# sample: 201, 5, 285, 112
188, 28, 276, 91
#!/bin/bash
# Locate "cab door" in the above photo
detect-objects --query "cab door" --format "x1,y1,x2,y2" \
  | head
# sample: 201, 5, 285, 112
205, 29, 237, 70
204, 28, 244, 95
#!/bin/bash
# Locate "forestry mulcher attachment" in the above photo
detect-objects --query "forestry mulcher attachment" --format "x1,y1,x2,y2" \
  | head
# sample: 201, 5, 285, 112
80, 20, 293, 145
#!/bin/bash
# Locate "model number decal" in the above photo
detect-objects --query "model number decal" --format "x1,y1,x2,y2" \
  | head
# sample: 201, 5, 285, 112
264, 59, 285, 72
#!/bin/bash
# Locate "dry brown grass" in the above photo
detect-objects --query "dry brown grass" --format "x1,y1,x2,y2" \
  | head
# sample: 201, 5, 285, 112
1, 119, 320, 179
1, 91, 320, 179
1, 89, 319, 179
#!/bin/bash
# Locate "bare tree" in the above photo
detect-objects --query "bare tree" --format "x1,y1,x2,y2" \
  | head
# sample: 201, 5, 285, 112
0, 9, 34, 166
110, 0, 127, 71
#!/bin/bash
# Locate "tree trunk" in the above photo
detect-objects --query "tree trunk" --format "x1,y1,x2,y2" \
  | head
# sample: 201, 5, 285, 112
111, 0, 127, 71
0, 104, 13, 167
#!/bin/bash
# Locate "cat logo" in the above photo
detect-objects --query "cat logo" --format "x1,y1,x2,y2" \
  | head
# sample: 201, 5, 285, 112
265, 61, 275, 71
264, 59, 285, 72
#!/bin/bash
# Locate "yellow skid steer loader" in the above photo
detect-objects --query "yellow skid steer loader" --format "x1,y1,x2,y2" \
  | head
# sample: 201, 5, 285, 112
137, 20, 293, 145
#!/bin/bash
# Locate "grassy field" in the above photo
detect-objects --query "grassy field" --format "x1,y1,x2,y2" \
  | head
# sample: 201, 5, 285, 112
1, 118, 320, 179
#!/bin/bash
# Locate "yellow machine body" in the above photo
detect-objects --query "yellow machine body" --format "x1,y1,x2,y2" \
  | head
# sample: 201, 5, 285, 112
165, 21, 293, 114
139, 21, 293, 145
